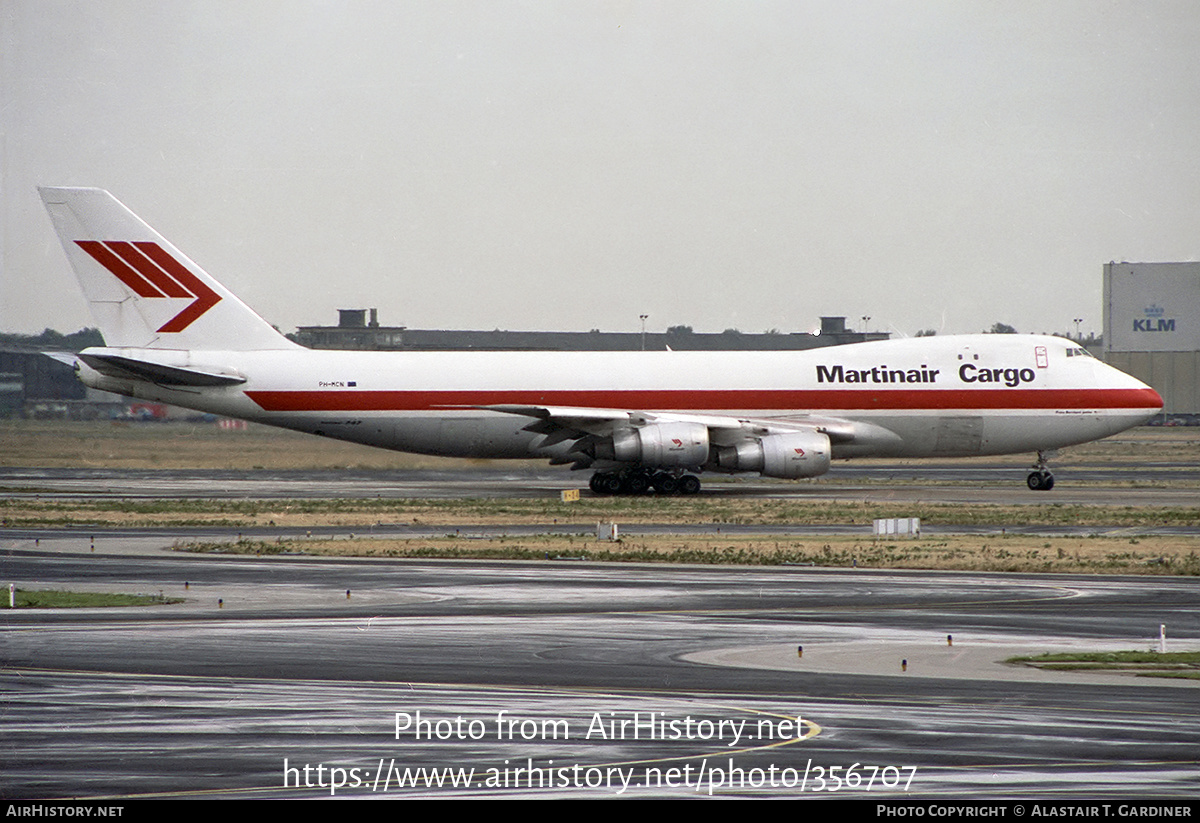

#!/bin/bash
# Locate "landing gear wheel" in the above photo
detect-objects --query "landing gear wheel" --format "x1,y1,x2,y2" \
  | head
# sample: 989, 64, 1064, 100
589, 472, 621, 495
622, 472, 650, 495
1027, 449, 1056, 491
651, 473, 679, 495
1026, 471, 1054, 491
678, 474, 701, 495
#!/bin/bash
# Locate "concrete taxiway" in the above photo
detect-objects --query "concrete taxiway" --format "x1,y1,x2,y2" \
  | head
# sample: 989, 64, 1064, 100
2, 531, 1198, 799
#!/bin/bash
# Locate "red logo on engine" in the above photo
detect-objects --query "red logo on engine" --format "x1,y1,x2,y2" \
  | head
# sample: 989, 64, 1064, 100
794, 448, 805, 456
671, 438, 683, 447
76, 241, 221, 333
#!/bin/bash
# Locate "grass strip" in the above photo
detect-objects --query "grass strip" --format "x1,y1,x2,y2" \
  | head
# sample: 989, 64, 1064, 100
8, 589, 183, 608
175, 533, 1200, 575
5, 497, 1200, 528
1007, 651, 1200, 680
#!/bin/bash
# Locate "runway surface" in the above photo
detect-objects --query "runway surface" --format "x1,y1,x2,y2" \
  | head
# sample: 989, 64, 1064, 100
3, 535, 1198, 799
2, 462, 1199, 506
2, 464, 1198, 800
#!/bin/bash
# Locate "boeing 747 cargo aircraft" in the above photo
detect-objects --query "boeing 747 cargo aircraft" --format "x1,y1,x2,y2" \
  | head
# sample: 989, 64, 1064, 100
39, 187, 1163, 494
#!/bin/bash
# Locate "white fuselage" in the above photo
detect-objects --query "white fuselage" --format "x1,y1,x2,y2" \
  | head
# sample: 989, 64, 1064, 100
41, 186, 1163, 483
76, 333, 1162, 466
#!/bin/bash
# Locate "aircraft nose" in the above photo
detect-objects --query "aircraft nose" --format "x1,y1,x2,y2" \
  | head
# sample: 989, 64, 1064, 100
1095, 360, 1162, 431
1136, 390, 1164, 426
1146, 385, 1165, 410
1121, 371, 1163, 426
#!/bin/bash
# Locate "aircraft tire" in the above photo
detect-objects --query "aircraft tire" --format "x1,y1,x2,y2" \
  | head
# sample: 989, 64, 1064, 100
590, 473, 621, 495
652, 473, 679, 495
623, 473, 650, 495
678, 475, 702, 495
1027, 471, 1054, 491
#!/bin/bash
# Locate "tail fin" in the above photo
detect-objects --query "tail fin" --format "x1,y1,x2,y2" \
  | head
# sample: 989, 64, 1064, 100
39, 187, 297, 351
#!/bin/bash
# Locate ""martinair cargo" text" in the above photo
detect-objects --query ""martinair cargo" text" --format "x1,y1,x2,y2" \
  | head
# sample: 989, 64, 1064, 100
816, 364, 1037, 388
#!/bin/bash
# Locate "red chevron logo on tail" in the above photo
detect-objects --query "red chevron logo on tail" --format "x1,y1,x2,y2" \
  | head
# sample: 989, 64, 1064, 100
75, 240, 221, 332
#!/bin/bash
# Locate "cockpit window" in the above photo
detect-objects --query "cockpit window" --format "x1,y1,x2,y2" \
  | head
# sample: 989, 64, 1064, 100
1065, 347, 1093, 358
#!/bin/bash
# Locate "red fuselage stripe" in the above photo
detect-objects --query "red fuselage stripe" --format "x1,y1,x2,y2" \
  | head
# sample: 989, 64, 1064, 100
244, 388, 1163, 413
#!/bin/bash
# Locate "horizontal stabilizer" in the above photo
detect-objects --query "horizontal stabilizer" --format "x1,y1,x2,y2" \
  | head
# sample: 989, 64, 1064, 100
78, 352, 246, 387
42, 351, 80, 368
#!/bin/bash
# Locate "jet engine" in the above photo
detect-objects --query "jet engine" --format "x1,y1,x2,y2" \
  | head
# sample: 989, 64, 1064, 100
715, 430, 831, 478
593, 421, 710, 467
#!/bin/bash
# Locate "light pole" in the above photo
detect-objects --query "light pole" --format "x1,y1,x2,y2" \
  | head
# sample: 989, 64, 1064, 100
861, 316, 871, 334
1073, 318, 1083, 340
640, 314, 648, 351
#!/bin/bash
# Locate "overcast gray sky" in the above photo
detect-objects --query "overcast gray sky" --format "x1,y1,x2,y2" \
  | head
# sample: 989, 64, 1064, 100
3, 1, 1198, 340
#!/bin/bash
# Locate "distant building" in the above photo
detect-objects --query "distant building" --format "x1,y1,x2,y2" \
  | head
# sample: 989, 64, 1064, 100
0, 347, 107, 419
293, 312, 889, 352
1103, 261, 1200, 417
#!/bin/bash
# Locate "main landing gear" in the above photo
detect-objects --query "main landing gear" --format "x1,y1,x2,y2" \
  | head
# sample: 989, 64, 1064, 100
588, 469, 701, 496
1026, 450, 1055, 491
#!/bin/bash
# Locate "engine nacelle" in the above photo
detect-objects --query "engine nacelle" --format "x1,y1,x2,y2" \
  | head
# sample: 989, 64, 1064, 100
596, 422, 710, 467
716, 430, 832, 479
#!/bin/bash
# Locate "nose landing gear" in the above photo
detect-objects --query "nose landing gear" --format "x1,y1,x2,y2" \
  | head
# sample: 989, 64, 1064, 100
1027, 471, 1055, 491
1026, 450, 1056, 491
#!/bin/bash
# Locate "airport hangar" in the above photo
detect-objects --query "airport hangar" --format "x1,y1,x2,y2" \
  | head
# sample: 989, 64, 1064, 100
1104, 261, 1200, 419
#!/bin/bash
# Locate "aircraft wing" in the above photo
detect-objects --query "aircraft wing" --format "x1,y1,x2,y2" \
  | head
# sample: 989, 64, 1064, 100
478, 404, 747, 434
478, 404, 752, 468
479, 403, 880, 441
477, 403, 901, 469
